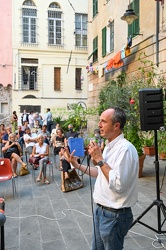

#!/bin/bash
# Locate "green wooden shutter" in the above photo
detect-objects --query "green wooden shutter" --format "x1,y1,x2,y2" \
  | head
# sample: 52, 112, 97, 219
93, 36, 98, 62
102, 27, 106, 57
128, 0, 139, 37
93, 0, 98, 18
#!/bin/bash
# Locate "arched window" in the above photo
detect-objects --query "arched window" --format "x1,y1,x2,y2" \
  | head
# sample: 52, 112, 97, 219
48, 2, 62, 45
22, 0, 37, 44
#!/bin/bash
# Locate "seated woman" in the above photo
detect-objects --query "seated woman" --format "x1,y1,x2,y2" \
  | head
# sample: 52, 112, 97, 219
31, 134, 50, 184
2, 133, 27, 177
53, 128, 65, 156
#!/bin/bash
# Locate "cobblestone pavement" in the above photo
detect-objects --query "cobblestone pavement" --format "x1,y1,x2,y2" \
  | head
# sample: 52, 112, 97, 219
1, 151, 166, 250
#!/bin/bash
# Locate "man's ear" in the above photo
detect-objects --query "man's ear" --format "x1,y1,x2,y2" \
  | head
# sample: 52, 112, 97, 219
114, 122, 120, 130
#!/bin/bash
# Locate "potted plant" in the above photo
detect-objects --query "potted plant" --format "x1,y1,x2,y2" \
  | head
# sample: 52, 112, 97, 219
143, 131, 155, 156
158, 130, 166, 160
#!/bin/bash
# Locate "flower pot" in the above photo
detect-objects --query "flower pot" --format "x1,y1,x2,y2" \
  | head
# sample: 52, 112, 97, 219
139, 154, 146, 178
159, 153, 166, 160
143, 146, 155, 156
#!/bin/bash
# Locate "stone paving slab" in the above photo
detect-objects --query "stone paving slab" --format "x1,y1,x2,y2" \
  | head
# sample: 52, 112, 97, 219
1, 154, 166, 249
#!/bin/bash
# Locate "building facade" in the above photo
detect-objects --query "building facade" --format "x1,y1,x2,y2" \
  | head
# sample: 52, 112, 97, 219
0, 0, 12, 124
87, 0, 166, 128
12, 0, 88, 120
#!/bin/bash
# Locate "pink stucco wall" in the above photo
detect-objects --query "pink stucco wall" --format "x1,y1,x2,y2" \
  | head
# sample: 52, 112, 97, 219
0, 0, 12, 86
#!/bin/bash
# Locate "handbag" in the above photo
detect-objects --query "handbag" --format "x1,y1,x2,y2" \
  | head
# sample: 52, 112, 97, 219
29, 156, 41, 165
7, 147, 18, 154
61, 169, 83, 192
19, 166, 30, 176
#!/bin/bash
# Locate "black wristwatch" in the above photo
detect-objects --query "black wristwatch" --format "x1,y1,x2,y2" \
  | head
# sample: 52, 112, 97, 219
97, 160, 105, 167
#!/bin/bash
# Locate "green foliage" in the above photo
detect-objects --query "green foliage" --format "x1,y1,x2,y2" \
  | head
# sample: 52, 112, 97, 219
61, 104, 98, 133
158, 130, 166, 154
98, 53, 165, 156
142, 131, 154, 147
124, 125, 144, 156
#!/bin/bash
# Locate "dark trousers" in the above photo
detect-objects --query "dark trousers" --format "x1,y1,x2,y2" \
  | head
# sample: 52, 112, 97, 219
47, 121, 53, 133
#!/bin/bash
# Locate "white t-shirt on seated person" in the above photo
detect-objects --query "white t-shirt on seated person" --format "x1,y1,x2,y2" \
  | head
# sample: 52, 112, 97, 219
24, 133, 37, 148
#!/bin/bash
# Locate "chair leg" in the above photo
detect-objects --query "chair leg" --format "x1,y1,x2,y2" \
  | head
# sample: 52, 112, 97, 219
12, 178, 16, 198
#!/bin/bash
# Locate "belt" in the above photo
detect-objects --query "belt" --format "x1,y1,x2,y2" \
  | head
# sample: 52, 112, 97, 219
97, 203, 131, 213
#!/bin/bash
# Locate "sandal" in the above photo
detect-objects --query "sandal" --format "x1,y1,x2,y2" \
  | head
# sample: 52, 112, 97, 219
44, 179, 50, 184
36, 177, 41, 182
13, 173, 18, 178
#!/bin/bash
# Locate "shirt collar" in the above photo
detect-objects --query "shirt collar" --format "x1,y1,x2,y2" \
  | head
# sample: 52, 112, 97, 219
106, 133, 124, 149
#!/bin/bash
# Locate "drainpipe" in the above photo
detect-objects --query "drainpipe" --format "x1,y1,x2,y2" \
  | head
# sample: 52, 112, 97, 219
156, 1, 160, 67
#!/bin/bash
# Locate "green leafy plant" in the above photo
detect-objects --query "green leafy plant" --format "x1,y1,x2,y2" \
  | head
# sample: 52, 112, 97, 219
158, 130, 166, 154
142, 131, 154, 147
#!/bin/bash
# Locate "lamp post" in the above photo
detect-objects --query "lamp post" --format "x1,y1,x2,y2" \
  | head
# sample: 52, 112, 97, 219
121, 0, 138, 25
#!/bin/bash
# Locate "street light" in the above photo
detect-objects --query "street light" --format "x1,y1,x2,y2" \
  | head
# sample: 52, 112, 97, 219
121, 1, 138, 24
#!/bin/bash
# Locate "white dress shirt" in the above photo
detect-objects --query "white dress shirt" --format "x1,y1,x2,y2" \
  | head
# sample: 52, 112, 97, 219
93, 133, 139, 209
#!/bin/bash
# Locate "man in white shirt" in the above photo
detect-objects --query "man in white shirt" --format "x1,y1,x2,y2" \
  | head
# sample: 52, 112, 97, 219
63, 106, 139, 250
28, 111, 34, 128
24, 127, 37, 154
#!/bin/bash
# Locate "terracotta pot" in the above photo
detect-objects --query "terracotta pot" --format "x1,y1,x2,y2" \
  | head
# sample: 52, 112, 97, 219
143, 146, 155, 156
139, 154, 146, 178
159, 153, 166, 160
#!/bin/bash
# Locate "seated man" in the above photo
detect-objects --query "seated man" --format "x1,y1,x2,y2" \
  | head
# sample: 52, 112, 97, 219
2, 127, 12, 148
16, 126, 25, 151
23, 127, 37, 155
37, 125, 51, 145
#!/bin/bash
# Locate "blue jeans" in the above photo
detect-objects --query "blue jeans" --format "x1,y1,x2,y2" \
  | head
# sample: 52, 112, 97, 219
91, 205, 133, 250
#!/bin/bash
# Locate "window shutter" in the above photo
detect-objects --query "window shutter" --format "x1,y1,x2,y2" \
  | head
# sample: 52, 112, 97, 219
134, 0, 139, 34
54, 67, 61, 91
93, 0, 98, 17
128, 0, 139, 37
93, 36, 98, 62
75, 68, 82, 90
102, 27, 107, 57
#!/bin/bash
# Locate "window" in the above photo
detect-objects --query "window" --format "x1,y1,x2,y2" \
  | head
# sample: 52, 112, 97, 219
110, 21, 114, 52
102, 27, 106, 57
75, 68, 82, 90
48, 2, 62, 45
22, 66, 37, 90
75, 14, 87, 47
128, 0, 139, 37
93, 0, 98, 18
19, 105, 41, 113
93, 36, 98, 62
21, 58, 38, 90
22, 0, 37, 44
54, 67, 61, 91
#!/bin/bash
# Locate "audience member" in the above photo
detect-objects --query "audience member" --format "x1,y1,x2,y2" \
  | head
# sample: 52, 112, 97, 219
24, 127, 37, 155
60, 124, 79, 179
64, 124, 78, 146
28, 111, 34, 128
37, 125, 50, 145
21, 110, 29, 125
31, 134, 50, 184
90, 128, 105, 152
53, 128, 65, 156
44, 108, 53, 133
33, 120, 42, 133
21, 121, 29, 132
2, 127, 12, 147
0, 124, 6, 143
51, 123, 60, 143
2, 133, 27, 177
16, 126, 25, 151
11, 111, 18, 133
